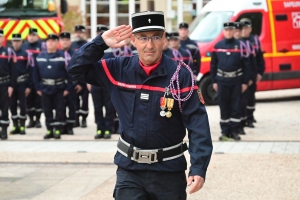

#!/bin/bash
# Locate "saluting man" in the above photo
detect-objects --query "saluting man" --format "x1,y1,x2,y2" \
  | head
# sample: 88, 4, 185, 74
211, 22, 251, 141
165, 32, 193, 66
0, 29, 17, 140
22, 28, 44, 128
33, 34, 72, 139
10, 33, 34, 135
178, 22, 201, 77
71, 25, 89, 128
68, 11, 212, 199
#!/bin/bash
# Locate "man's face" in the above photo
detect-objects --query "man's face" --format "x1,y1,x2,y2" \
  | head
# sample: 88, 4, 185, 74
0, 36, 4, 46
223, 28, 235, 39
178, 28, 189, 39
27, 33, 39, 43
241, 26, 252, 38
75, 31, 85, 40
12, 40, 23, 50
131, 30, 164, 65
60, 38, 71, 50
169, 37, 180, 49
46, 39, 58, 51
234, 29, 241, 39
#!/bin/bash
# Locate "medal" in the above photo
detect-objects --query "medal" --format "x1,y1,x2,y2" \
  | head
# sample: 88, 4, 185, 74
166, 98, 174, 118
160, 97, 167, 117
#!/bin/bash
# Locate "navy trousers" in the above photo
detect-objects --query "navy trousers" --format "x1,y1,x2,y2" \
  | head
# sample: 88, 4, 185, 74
10, 84, 27, 123
76, 84, 89, 118
27, 87, 42, 117
247, 82, 256, 122
41, 90, 65, 130
217, 83, 242, 134
114, 167, 187, 200
91, 86, 115, 132
64, 88, 77, 125
0, 85, 9, 128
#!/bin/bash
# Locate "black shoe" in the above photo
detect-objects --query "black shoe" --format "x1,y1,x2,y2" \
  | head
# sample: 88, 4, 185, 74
219, 134, 233, 141
238, 128, 246, 135
35, 120, 42, 128
81, 119, 87, 128
44, 130, 54, 139
27, 120, 35, 128
94, 130, 104, 139
253, 119, 257, 123
10, 126, 20, 135
61, 126, 68, 135
1, 129, 8, 140
74, 120, 80, 128
231, 132, 241, 141
103, 131, 111, 139
67, 129, 74, 135
246, 121, 255, 128
54, 130, 61, 139
19, 126, 26, 135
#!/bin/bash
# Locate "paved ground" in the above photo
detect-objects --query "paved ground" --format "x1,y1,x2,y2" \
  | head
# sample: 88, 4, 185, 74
0, 89, 299, 199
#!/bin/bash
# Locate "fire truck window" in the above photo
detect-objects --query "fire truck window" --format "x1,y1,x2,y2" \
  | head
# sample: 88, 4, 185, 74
236, 12, 263, 36
275, 14, 288, 21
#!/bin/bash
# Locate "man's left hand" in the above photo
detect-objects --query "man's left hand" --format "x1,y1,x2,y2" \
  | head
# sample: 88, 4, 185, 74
187, 175, 204, 194
63, 90, 69, 97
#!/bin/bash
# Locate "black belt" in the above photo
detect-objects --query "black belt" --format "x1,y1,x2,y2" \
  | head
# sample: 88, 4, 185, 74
42, 78, 65, 86
217, 69, 243, 78
0, 75, 10, 84
117, 137, 188, 164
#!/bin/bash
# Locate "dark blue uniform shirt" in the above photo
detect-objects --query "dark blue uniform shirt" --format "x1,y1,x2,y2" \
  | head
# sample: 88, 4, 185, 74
211, 38, 251, 85
67, 35, 213, 179
71, 40, 88, 51
33, 50, 72, 95
164, 47, 193, 67
0, 46, 16, 87
181, 38, 201, 75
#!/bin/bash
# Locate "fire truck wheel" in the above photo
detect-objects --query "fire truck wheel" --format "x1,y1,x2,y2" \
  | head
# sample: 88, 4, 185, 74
199, 75, 218, 105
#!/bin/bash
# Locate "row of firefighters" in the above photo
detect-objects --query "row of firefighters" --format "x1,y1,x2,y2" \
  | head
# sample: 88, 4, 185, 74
0, 19, 264, 141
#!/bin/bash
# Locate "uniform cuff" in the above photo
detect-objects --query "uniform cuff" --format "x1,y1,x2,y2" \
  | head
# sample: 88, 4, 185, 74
92, 34, 109, 50
189, 166, 207, 180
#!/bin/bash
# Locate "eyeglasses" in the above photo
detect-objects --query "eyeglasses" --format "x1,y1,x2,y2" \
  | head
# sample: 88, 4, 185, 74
134, 35, 163, 43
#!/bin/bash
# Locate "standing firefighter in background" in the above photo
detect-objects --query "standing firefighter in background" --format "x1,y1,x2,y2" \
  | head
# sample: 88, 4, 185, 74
71, 25, 89, 128
10, 33, 34, 135
68, 11, 212, 199
0, 29, 16, 140
33, 34, 72, 139
164, 32, 193, 66
240, 19, 265, 128
60, 31, 79, 135
91, 25, 115, 139
22, 28, 44, 128
211, 22, 251, 141
178, 22, 201, 77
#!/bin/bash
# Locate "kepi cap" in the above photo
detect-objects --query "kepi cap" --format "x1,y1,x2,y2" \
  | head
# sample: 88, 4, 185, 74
223, 22, 236, 29
46, 33, 59, 41
59, 31, 71, 39
29, 28, 38, 35
179, 22, 189, 29
12, 33, 22, 40
75, 25, 85, 32
97, 25, 109, 33
131, 11, 165, 33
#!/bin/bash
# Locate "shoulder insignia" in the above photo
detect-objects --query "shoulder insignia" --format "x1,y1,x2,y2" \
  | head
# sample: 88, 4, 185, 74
197, 89, 205, 104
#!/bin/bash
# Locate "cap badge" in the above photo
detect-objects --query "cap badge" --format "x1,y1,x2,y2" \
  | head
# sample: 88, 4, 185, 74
148, 19, 151, 23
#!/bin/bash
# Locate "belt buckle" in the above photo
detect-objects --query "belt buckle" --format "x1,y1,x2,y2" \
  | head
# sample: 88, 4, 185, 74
133, 150, 157, 164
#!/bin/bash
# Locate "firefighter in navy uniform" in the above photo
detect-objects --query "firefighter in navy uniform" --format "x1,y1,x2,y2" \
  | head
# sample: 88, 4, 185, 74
33, 34, 72, 139
164, 32, 193, 66
162, 32, 172, 55
22, 28, 44, 128
71, 25, 89, 128
68, 11, 212, 199
10, 33, 34, 135
60, 31, 79, 135
211, 22, 251, 141
240, 19, 265, 128
178, 22, 201, 77
91, 25, 115, 139
0, 29, 17, 140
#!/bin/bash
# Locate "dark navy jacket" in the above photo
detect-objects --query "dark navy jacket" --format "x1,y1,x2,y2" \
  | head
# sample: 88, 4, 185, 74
0, 46, 17, 87
67, 35, 213, 179
181, 38, 201, 75
13, 48, 33, 88
71, 40, 88, 51
210, 38, 251, 85
33, 50, 72, 95
164, 47, 193, 67
163, 48, 172, 57
241, 34, 265, 81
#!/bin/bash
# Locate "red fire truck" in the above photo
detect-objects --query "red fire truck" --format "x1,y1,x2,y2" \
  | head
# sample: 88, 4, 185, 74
190, 0, 300, 104
0, 0, 67, 45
